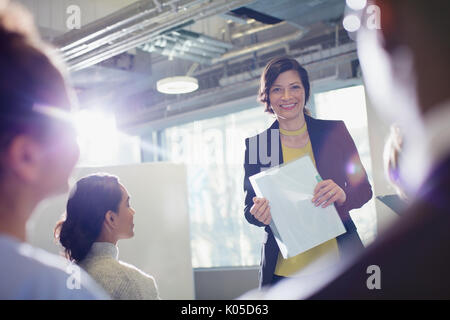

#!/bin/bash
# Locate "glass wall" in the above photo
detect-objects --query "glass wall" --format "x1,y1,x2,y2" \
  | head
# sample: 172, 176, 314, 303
164, 106, 273, 268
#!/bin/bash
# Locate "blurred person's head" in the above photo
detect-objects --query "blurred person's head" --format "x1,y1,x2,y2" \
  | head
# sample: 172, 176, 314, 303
259, 56, 312, 117
357, 0, 450, 117
356, 0, 450, 192
384, 125, 407, 200
0, 1, 79, 240
55, 174, 136, 263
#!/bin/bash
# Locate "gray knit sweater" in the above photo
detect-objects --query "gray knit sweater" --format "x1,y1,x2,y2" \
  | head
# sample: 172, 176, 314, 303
79, 242, 160, 300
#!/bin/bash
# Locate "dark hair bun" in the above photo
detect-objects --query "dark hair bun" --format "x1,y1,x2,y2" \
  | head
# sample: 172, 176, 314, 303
54, 174, 123, 262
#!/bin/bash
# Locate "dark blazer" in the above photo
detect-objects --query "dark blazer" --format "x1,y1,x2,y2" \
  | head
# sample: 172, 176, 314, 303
243, 114, 373, 287
308, 154, 450, 299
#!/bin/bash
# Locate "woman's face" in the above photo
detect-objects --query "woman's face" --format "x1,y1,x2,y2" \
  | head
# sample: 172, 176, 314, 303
114, 184, 136, 240
268, 70, 306, 121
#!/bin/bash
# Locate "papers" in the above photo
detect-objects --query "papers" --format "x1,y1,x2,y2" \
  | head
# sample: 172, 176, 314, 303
249, 156, 346, 259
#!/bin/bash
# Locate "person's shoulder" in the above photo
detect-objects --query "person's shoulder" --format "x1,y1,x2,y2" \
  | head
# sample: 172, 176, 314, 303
307, 115, 344, 128
80, 255, 125, 282
118, 260, 156, 282
306, 116, 347, 140
0, 237, 108, 299
80, 254, 118, 270
116, 260, 160, 299
0, 236, 68, 275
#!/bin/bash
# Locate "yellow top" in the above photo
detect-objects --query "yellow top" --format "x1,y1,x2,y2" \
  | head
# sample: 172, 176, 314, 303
274, 126, 340, 277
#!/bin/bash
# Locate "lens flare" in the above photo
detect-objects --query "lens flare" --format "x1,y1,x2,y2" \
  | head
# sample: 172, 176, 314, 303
343, 14, 361, 32
346, 0, 367, 11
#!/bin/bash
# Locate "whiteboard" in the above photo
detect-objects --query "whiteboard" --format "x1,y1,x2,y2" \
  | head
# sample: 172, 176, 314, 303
27, 162, 194, 300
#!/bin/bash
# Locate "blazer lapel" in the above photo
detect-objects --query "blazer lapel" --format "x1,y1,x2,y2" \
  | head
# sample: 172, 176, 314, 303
305, 115, 326, 179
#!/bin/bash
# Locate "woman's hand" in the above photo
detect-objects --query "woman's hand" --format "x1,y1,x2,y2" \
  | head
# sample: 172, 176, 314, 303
250, 197, 271, 225
312, 179, 346, 208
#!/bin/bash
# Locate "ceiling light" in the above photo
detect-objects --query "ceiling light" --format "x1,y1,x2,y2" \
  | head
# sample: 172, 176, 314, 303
156, 76, 199, 94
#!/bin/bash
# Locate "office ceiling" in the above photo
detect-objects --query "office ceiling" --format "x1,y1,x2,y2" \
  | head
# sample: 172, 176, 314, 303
46, 0, 355, 134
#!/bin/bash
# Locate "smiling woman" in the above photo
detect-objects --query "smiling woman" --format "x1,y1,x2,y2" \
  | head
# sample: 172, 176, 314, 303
243, 56, 373, 287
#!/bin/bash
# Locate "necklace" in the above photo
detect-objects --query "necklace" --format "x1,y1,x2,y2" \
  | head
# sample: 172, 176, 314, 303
279, 123, 307, 136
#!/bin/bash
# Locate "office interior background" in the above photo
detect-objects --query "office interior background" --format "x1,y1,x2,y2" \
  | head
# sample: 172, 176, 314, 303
18, 0, 399, 299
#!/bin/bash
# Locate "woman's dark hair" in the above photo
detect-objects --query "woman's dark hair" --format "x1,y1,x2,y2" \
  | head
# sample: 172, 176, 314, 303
258, 56, 311, 115
54, 174, 123, 262
0, 2, 73, 177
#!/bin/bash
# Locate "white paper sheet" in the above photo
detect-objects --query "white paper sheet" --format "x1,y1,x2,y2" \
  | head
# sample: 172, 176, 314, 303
249, 156, 346, 259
